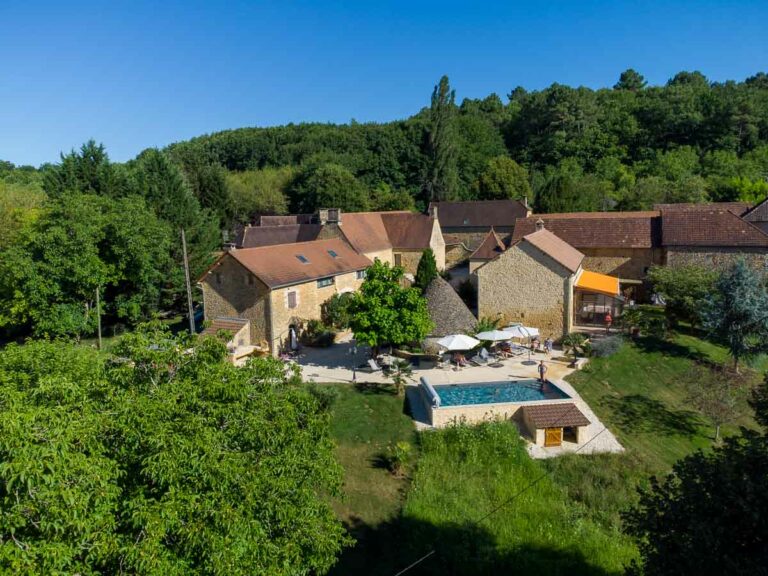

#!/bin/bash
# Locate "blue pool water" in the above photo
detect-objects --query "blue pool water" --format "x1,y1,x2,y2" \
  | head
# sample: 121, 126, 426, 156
435, 379, 569, 407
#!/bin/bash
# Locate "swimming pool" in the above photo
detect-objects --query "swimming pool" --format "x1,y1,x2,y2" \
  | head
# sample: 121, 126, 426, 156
434, 379, 569, 407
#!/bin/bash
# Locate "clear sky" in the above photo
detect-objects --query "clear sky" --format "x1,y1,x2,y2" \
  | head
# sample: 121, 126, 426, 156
1, 0, 766, 166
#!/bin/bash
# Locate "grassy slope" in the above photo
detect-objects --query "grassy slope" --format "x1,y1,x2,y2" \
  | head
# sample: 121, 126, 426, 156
325, 332, 762, 575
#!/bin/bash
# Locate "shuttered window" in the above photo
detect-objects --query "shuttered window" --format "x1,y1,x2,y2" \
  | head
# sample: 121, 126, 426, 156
287, 291, 297, 309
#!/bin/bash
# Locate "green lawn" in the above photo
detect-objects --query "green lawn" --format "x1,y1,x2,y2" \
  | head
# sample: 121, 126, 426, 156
321, 331, 763, 575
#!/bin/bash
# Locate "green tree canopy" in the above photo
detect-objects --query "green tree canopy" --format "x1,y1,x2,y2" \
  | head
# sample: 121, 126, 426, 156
348, 260, 433, 354
647, 265, 718, 328
422, 75, 459, 203
291, 163, 370, 213
614, 68, 647, 91
472, 156, 532, 200
0, 324, 349, 574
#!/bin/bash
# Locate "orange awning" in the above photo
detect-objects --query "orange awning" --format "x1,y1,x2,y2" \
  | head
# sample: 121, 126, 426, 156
575, 270, 621, 297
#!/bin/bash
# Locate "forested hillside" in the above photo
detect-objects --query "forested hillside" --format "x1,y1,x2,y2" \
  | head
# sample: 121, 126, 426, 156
2, 69, 768, 338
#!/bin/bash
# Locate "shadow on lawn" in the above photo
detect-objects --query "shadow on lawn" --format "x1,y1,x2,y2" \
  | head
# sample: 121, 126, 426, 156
602, 394, 703, 436
330, 515, 618, 576
354, 381, 398, 396
632, 336, 717, 367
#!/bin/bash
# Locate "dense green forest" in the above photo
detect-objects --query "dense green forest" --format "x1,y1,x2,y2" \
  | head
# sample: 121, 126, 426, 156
2, 69, 768, 338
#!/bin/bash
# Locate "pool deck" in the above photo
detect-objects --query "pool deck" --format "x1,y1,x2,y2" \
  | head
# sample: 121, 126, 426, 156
295, 333, 623, 458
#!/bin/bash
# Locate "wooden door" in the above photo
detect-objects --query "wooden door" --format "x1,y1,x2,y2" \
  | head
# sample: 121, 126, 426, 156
544, 428, 562, 447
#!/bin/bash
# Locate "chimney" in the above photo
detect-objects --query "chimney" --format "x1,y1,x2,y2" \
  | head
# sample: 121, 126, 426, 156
429, 204, 438, 220
318, 208, 341, 225
535, 218, 545, 232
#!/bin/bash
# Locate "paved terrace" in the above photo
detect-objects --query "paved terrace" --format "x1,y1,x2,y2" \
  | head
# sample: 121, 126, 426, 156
294, 333, 623, 459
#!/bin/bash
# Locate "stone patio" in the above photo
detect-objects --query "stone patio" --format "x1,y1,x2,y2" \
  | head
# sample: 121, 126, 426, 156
294, 332, 623, 458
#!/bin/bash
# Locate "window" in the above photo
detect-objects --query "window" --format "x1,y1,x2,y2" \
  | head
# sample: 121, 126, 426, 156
356, 269, 366, 280
327, 250, 339, 258
394, 253, 402, 267
287, 291, 297, 309
296, 254, 309, 264
317, 277, 334, 288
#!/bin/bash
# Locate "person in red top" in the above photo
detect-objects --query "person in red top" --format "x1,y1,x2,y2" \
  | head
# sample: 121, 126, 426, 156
604, 312, 613, 334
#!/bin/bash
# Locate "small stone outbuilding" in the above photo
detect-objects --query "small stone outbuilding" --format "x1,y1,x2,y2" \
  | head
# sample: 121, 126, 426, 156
422, 276, 477, 352
522, 402, 591, 447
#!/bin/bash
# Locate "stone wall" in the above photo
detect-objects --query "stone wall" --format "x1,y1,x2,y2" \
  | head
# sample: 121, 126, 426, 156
580, 247, 660, 280
445, 244, 472, 269
665, 246, 768, 272
394, 250, 423, 275
200, 255, 270, 347
267, 271, 364, 354
476, 241, 572, 337
362, 248, 394, 266
429, 218, 447, 270
428, 396, 573, 428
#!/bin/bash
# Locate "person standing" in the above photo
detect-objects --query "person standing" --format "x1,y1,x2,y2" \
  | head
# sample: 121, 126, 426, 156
544, 336, 554, 354
538, 360, 548, 382
604, 312, 613, 334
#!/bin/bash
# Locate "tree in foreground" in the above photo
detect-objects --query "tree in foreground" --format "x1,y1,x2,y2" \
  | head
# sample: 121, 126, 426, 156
623, 379, 768, 575
0, 324, 349, 574
703, 259, 768, 371
348, 260, 433, 356
413, 248, 439, 293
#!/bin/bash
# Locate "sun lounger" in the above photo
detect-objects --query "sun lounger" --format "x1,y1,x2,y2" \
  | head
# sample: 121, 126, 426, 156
367, 359, 383, 372
470, 348, 492, 366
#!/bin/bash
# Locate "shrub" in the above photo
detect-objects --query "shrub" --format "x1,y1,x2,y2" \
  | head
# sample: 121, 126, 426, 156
590, 335, 624, 358
301, 319, 337, 347
384, 441, 412, 476
473, 316, 500, 334
307, 383, 341, 411
321, 292, 354, 329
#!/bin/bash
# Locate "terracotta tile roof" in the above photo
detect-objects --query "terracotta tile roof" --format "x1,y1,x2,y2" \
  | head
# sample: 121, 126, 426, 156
429, 199, 529, 228
201, 317, 248, 337
212, 238, 371, 289
654, 202, 752, 216
235, 224, 322, 248
524, 403, 590, 429
380, 213, 436, 250
513, 212, 660, 248
469, 228, 508, 260
338, 212, 394, 253
522, 228, 584, 273
661, 208, 768, 247
743, 198, 768, 223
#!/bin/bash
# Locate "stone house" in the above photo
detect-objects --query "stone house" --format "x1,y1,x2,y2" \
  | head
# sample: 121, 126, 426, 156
428, 199, 530, 267
475, 225, 622, 336
475, 227, 584, 337
235, 209, 445, 275
199, 238, 371, 355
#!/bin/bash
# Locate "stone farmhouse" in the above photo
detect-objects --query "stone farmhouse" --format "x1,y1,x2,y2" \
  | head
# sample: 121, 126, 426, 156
235, 208, 446, 275
200, 237, 370, 355
474, 224, 621, 337
428, 199, 530, 267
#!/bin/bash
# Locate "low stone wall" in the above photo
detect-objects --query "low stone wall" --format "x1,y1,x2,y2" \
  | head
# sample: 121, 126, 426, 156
665, 246, 768, 272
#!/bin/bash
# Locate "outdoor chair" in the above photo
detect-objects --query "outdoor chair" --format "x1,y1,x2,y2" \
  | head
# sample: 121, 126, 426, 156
367, 359, 383, 373
470, 348, 491, 366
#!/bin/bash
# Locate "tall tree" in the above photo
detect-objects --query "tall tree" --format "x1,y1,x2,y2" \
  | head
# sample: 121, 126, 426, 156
422, 75, 459, 202
703, 259, 768, 371
290, 163, 370, 213
42, 140, 131, 199
614, 68, 647, 91
414, 248, 439, 293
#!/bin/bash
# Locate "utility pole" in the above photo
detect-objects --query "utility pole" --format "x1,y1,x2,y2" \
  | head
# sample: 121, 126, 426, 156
181, 228, 196, 335
96, 285, 102, 350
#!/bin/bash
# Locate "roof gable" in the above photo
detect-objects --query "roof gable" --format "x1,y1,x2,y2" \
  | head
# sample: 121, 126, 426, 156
380, 212, 436, 250
743, 198, 768, 223
337, 212, 393, 253
469, 228, 507, 260
522, 228, 584, 273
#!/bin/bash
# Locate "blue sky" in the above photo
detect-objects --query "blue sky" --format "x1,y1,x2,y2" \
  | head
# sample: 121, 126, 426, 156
1, 0, 766, 166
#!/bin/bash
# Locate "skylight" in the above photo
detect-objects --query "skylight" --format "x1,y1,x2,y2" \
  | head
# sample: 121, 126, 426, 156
296, 254, 309, 263
327, 250, 339, 258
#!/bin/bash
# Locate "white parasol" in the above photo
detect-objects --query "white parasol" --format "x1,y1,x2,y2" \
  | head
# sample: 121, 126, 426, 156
436, 334, 481, 351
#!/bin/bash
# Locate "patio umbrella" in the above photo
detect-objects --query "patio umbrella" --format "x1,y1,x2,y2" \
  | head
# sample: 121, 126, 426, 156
503, 325, 540, 339
436, 334, 481, 351
475, 329, 513, 342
